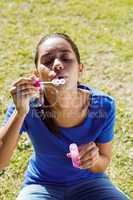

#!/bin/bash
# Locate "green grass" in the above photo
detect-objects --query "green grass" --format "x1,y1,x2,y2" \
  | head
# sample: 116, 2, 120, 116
0, 0, 133, 199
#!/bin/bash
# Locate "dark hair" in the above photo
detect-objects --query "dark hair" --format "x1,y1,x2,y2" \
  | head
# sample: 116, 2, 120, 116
35, 97, 60, 136
34, 33, 81, 136
34, 33, 80, 67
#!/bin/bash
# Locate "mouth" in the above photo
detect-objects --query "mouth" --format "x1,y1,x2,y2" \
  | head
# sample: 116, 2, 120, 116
58, 76, 66, 79
53, 75, 68, 80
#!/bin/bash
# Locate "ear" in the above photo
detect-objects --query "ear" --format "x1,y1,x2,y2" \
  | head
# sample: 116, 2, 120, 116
78, 63, 84, 81
79, 63, 84, 72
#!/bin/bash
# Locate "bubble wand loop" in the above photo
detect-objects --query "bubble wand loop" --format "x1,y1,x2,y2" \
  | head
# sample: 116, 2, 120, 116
34, 78, 66, 87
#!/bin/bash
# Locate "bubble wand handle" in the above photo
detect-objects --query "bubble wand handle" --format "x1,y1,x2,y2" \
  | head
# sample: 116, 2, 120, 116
69, 143, 81, 168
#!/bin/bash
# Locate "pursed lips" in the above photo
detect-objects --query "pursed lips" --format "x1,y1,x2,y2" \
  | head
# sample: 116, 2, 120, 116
53, 74, 68, 80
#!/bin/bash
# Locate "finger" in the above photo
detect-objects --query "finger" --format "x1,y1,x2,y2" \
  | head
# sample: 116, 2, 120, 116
13, 78, 34, 87
79, 142, 95, 152
80, 153, 99, 168
48, 70, 57, 80
17, 85, 39, 92
17, 88, 38, 95
10, 86, 38, 96
80, 160, 96, 169
15, 82, 36, 88
80, 153, 98, 168
79, 142, 95, 158
80, 151, 99, 169
19, 90, 37, 97
11, 87, 38, 98
66, 152, 71, 158
80, 146, 99, 162
29, 75, 39, 82
29, 74, 37, 79
10, 86, 17, 95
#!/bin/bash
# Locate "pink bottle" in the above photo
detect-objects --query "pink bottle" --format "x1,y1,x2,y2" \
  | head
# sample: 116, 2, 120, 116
69, 143, 81, 168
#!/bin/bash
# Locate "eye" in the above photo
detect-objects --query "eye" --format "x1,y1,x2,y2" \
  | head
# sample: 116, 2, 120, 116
43, 59, 54, 66
62, 57, 72, 62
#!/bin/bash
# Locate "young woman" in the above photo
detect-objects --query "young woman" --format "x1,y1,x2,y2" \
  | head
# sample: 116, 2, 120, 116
0, 33, 130, 200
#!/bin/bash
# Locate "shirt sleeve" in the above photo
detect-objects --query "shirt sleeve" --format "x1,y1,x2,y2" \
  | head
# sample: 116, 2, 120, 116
96, 98, 116, 143
2, 103, 28, 134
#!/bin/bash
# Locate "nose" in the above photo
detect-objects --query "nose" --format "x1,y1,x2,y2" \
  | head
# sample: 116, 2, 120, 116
52, 58, 64, 71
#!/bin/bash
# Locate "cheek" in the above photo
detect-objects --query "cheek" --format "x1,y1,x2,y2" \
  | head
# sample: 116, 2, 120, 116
38, 66, 50, 79
70, 65, 80, 77
69, 69, 79, 83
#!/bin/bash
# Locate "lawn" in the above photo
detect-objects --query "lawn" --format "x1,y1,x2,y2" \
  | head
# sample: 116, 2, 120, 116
0, 0, 133, 199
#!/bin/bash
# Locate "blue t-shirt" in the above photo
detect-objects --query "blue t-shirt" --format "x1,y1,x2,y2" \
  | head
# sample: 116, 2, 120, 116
3, 83, 116, 187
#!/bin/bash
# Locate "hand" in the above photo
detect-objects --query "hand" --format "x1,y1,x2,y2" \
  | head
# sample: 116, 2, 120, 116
79, 142, 100, 169
10, 77, 38, 115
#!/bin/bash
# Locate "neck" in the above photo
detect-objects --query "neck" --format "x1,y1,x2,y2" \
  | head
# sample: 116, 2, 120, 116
44, 86, 80, 112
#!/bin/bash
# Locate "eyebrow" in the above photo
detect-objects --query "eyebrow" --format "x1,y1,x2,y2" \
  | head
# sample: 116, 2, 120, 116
42, 49, 72, 57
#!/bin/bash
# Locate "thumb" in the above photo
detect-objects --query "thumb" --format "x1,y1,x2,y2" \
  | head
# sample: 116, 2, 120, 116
48, 71, 57, 80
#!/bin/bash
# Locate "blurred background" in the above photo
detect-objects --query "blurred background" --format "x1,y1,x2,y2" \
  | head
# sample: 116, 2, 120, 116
0, 0, 133, 199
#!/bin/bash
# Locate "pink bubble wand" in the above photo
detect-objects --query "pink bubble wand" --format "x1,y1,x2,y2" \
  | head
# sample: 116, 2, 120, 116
68, 143, 81, 168
34, 78, 65, 88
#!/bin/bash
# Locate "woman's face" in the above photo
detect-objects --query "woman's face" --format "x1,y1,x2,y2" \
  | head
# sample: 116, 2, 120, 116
36, 37, 83, 90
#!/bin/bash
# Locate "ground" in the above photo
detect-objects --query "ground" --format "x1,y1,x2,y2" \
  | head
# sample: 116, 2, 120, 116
0, 0, 133, 199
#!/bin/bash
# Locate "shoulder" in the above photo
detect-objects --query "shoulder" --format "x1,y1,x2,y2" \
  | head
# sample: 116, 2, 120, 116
78, 83, 115, 113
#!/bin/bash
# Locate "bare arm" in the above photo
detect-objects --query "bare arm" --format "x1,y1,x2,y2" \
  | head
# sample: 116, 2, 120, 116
0, 111, 26, 170
0, 77, 37, 170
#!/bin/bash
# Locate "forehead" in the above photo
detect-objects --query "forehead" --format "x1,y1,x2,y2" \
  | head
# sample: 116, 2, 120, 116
39, 37, 73, 54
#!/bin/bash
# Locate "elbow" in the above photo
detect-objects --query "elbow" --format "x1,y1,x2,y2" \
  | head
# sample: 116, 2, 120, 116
0, 142, 6, 170
0, 142, 10, 170
0, 162, 9, 171
0, 139, 3, 148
